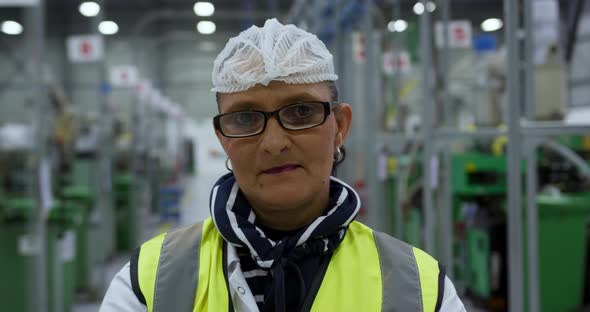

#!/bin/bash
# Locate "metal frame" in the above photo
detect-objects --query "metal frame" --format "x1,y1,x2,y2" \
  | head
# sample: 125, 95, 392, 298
91, 0, 115, 294
400, 0, 590, 311
24, 1, 49, 311
418, 0, 436, 255
504, 0, 525, 310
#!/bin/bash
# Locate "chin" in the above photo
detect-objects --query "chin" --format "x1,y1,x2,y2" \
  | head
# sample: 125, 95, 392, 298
257, 185, 312, 208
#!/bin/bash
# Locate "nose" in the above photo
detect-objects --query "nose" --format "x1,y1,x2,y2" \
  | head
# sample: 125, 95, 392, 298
259, 117, 290, 156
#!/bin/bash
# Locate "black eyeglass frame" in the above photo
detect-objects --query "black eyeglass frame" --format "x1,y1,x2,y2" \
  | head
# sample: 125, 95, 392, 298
214, 101, 339, 138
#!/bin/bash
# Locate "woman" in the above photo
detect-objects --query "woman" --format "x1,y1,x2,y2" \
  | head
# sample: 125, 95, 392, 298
100, 18, 465, 312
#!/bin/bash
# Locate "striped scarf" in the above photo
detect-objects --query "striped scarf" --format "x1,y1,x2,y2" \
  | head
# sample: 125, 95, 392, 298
209, 172, 360, 270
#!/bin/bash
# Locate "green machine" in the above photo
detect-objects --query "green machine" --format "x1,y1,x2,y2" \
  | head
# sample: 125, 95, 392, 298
450, 152, 508, 307
113, 173, 137, 251
0, 198, 37, 312
46, 201, 78, 312
69, 117, 116, 297
533, 194, 590, 312
61, 185, 93, 293
451, 151, 590, 312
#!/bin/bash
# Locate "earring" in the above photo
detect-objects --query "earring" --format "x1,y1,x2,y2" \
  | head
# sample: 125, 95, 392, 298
334, 146, 343, 163
225, 158, 233, 171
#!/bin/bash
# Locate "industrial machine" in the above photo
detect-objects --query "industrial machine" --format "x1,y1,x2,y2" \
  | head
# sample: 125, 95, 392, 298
449, 142, 590, 312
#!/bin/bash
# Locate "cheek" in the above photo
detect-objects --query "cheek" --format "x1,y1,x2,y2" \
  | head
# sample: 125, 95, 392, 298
224, 140, 248, 166
310, 125, 337, 165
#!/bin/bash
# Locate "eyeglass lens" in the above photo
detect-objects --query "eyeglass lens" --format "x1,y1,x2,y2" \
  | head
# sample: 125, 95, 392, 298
219, 102, 326, 137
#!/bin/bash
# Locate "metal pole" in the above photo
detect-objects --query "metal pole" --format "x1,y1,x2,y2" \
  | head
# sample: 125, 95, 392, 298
523, 0, 540, 310
419, 0, 435, 254
525, 140, 540, 312
363, 0, 387, 232
440, 0, 454, 275
333, 0, 352, 182
504, 0, 524, 310
389, 0, 404, 238
93, 0, 113, 291
523, 0, 535, 120
441, 148, 454, 277
332, 0, 342, 83
341, 31, 357, 186
25, 0, 48, 311
521, 122, 590, 137
441, 0, 451, 127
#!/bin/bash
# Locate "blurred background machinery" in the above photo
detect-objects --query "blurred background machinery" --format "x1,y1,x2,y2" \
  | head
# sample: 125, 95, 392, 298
0, 0, 589, 311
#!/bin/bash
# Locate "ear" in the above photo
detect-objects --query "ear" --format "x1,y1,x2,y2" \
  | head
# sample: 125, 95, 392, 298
333, 103, 352, 148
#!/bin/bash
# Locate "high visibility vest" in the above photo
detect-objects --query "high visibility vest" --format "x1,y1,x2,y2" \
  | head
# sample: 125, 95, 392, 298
131, 218, 445, 312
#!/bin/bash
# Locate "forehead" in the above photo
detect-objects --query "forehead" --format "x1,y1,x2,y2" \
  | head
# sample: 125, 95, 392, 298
217, 81, 331, 113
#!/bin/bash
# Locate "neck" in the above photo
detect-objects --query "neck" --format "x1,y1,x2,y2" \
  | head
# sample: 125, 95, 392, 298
249, 187, 330, 231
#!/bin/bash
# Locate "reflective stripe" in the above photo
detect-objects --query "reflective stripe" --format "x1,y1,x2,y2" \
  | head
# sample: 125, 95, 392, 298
413, 247, 441, 312
193, 219, 229, 311
310, 222, 382, 312
153, 223, 204, 312
137, 233, 166, 312
137, 218, 443, 311
373, 230, 423, 311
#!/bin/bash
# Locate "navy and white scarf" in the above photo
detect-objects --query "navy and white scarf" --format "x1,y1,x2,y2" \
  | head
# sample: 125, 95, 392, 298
209, 172, 361, 269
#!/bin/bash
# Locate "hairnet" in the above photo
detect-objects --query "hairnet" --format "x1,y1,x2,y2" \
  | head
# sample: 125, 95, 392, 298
211, 18, 338, 93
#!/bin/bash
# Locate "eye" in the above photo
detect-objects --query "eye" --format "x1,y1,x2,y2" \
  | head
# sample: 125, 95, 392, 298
293, 104, 314, 118
233, 112, 260, 125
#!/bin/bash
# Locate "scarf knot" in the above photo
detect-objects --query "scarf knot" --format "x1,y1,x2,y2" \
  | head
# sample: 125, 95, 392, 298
209, 173, 361, 310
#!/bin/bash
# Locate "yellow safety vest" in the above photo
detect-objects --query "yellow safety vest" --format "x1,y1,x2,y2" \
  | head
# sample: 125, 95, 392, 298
132, 218, 444, 312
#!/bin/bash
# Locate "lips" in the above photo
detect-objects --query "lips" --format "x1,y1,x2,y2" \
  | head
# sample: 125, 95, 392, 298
262, 164, 301, 175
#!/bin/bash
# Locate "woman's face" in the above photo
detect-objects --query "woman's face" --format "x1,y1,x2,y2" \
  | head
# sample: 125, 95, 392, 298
215, 81, 352, 218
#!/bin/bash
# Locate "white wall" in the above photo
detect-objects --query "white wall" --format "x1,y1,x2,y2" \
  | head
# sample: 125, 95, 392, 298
570, 12, 590, 108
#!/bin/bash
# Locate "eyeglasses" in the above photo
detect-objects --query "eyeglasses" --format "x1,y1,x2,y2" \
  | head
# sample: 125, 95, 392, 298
214, 101, 338, 138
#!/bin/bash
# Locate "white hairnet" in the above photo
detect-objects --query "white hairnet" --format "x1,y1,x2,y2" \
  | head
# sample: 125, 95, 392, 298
211, 18, 338, 93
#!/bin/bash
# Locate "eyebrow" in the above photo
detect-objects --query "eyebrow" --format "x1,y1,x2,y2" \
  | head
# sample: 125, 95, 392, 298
224, 91, 326, 113
225, 101, 260, 112
281, 92, 323, 104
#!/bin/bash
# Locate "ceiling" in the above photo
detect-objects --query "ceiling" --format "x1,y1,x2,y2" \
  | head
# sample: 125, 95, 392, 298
4, 0, 579, 39
44, 0, 295, 36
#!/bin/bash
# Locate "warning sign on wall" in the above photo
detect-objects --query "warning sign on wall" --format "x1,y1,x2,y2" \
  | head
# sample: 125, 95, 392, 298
66, 35, 104, 63
383, 50, 411, 75
352, 32, 366, 64
435, 21, 473, 49
110, 65, 138, 88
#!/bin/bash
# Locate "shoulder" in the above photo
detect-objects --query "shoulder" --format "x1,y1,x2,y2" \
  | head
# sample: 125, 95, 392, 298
349, 221, 431, 264
140, 218, 212, 252
129, 219, 216, 309
100, 262, 147, 312
350, 222, 449, 311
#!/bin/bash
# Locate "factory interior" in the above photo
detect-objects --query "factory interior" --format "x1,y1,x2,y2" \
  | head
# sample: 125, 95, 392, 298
1, 0, 590, 311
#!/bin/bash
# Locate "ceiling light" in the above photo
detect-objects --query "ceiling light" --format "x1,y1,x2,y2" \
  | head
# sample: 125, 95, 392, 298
481, 18, 503, 32
99, 21, 119, 35
79, 1, 100, 17
387, 21, 396, 32
197, 21, 216, 35
426, 2, 436, 12
1, 21, 23, 35
394, 20, 408, 32
194, 2, 215, 17
413, 2, 425, 15
388, 20, 408, 32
